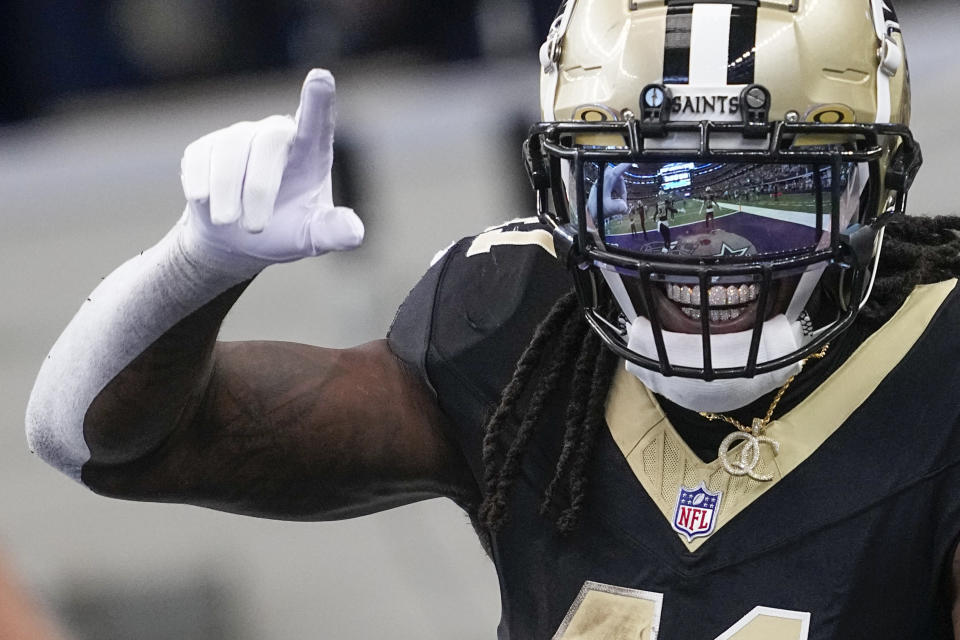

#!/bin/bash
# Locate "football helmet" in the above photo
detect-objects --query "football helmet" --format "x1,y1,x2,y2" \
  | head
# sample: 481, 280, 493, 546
524, 0, 922, 391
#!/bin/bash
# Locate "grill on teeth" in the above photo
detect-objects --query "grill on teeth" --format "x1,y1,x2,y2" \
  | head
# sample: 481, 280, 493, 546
681, 308, 743, 321
668, 282, 757, 323
667, 283, 758, 307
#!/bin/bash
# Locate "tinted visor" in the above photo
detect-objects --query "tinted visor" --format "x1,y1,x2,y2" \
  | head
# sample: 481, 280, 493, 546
579, 160, 857, 260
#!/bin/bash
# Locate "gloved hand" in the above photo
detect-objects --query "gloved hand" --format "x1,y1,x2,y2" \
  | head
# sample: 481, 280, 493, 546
178, 68, 364, 273
586, 162, 631, 222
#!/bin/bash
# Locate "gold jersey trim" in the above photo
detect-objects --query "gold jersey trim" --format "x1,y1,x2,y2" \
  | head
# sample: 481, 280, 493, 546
605, 279, 957, 552
466, 228, 557, 258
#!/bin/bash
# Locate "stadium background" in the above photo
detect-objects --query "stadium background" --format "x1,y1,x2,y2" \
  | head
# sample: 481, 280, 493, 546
1, 1, 958, 638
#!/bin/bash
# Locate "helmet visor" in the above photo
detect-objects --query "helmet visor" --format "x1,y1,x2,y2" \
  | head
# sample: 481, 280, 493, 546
576, 160, 859, 261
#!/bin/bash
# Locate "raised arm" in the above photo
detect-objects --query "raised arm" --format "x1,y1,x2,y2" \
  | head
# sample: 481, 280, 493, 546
25, 70, 478, 519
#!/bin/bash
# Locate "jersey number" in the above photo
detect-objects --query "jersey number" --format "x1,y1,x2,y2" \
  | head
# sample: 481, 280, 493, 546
553, 582, 810, 640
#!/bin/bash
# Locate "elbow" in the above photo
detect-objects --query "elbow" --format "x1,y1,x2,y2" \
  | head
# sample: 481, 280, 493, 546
24, 392, 90, 484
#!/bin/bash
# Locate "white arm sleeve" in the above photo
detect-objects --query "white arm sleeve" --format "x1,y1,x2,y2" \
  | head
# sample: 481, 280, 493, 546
25, 216, 264, 482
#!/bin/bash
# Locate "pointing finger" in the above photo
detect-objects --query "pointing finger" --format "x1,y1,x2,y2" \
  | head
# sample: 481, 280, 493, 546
609, 162, 632, 179
290, 69, 336, 168
600, 163, 630, 216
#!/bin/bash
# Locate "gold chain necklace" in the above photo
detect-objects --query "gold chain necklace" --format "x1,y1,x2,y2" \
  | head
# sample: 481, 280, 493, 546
699, 344, 830, 482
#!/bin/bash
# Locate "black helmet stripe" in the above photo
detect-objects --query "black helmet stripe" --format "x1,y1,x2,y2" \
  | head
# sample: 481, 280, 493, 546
663, 5, 693, 84
727, 4, 759, 84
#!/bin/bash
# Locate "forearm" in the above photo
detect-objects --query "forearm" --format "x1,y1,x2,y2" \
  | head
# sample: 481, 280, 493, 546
82, 281, 249, 466
25, 222, 260, 481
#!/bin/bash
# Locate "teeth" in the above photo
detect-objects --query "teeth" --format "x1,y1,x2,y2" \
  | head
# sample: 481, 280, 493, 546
667, 284, 759, 306
710, 310, 733, 322
682, 306, 741, 322
667, 281, 759, 323
726, 286, 740, 305
708, 286, 726, 306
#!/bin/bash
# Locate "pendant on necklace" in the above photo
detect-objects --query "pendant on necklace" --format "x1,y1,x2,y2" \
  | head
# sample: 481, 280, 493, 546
717, 419, 781, 482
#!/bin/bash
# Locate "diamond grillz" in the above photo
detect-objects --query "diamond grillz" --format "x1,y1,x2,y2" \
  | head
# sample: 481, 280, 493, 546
666, 283, 759, 322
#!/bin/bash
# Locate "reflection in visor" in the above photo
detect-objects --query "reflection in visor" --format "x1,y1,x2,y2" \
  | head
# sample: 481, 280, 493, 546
580, 161, 854, 259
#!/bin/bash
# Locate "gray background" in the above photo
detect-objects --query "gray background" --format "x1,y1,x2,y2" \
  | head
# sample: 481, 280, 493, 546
2, 2, 958, 638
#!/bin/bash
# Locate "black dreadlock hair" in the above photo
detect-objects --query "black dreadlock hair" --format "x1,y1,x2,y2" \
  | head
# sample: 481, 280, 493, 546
478, 215, 960, 536
860, 216, 960, 329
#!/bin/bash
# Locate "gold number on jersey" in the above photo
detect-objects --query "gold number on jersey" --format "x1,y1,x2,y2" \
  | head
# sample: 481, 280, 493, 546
553, 582, 810, 640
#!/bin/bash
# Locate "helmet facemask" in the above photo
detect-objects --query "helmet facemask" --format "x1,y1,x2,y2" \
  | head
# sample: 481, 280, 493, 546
526, 116, 920, 386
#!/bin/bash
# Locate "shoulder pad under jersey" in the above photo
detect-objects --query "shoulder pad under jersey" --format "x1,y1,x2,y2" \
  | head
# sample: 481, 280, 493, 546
388, 218, 571, 401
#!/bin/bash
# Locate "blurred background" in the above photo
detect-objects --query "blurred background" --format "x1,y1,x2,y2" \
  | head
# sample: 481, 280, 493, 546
1, 1, 958, 638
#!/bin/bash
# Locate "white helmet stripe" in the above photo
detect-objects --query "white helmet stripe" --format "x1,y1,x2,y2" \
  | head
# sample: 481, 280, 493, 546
689, 4, 733, 86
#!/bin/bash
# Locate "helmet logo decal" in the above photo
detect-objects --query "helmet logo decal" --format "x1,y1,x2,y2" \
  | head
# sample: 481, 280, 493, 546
573, 104, 619, 122
805, 104, 856, 124
674, 94, 741, 116
672, 482, 722, 542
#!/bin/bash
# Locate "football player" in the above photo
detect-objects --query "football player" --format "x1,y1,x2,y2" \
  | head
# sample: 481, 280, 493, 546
25, 1, 960, 638
703, 186, 717, 227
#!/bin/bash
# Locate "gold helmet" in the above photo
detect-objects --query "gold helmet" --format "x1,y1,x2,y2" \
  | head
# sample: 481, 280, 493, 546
524, 0, 922, 389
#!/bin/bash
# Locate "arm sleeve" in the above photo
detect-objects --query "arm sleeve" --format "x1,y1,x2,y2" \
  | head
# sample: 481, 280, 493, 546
25, 216, 261, 482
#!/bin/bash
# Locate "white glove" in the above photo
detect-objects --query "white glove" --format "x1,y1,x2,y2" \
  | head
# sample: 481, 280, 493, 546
586, 162, 631, 221
179, 68, 364, 273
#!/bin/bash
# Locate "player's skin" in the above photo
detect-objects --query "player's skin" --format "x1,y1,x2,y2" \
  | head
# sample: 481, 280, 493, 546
80, 282, 479, 519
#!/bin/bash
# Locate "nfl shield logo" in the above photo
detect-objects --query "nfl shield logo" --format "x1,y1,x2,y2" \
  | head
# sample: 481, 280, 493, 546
672, 483, 722, 542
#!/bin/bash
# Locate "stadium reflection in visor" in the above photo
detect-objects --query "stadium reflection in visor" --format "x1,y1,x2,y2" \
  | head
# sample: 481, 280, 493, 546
581, 161, 854, 260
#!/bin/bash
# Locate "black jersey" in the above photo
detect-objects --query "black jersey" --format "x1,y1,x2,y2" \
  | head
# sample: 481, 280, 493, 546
388, 219, 960, 640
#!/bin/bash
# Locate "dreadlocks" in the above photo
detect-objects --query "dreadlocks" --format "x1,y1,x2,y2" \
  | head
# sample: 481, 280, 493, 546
478, 289, 620, 535
479, 215, 960, 535
860, 215, 960, 329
